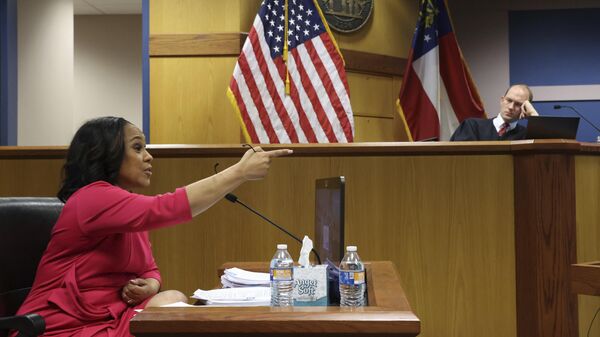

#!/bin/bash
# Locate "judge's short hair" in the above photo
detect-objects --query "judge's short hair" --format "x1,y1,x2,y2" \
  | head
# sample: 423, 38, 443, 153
505, 84, 533, 101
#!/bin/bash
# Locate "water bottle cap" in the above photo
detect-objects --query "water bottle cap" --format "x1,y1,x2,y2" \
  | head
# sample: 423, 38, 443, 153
277, 244, 288, 249
346, 245, 357, 252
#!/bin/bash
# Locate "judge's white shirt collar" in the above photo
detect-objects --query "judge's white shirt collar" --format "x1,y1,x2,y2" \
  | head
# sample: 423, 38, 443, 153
493, 115, 518, 133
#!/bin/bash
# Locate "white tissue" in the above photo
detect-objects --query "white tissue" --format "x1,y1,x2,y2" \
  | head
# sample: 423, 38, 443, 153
298, 235, 314, 267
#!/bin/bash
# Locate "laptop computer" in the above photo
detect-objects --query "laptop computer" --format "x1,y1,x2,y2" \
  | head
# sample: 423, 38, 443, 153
525, 116, 580, 139
314, 177, 345, 265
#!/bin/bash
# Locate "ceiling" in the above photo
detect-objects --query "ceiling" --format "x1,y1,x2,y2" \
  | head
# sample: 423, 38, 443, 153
74, 0, 141, 15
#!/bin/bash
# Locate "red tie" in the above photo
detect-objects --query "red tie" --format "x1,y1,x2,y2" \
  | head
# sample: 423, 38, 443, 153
498, 123, 509, 136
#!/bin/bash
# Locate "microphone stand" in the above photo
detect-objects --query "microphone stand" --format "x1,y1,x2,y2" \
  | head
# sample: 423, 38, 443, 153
225, 193, 322, 265
554, 105, 600, 134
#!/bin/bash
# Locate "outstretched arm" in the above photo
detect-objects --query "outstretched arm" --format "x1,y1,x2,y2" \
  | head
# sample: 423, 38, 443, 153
185, 147, 292, 217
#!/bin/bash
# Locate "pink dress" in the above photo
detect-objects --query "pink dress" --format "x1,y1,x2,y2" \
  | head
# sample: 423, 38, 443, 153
12, 181, 192, 337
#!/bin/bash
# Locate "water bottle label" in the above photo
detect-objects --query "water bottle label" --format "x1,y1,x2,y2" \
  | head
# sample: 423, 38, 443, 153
270, 267, 293, 281
339, 271, 365, 285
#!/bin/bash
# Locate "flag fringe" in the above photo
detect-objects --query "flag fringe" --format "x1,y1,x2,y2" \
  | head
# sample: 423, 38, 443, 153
312, 0, 345, 66
396, 99, 414, 142
226, 87, 252, 143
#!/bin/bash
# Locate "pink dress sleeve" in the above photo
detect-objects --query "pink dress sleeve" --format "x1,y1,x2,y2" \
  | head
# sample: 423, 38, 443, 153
72, 181, 192, 236
138, 234, 162, 282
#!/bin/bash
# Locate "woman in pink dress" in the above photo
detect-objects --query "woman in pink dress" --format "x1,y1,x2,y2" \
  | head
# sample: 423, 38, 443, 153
12, 117, 291, 337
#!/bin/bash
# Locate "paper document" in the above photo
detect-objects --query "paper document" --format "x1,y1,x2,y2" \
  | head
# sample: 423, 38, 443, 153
192, 287, 270, 306
221, 267, 270, 288
224, 268, 270, 284
160, 301, 196, 307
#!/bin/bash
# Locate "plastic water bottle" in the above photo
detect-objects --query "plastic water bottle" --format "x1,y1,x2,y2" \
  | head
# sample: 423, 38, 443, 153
339, 245, 365, 306
270, 244, 294, 307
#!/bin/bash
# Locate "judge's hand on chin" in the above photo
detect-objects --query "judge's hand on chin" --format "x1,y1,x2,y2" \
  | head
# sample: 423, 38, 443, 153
121, 278, 160, 306
519, 100, 539, 119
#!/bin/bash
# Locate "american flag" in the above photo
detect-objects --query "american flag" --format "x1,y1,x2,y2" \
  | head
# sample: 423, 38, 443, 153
398, 0, 485, 141
228, 0, 354, 143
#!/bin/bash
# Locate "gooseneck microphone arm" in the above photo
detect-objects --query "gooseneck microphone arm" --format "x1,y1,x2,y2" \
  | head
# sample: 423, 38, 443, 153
225, 193, 322, 265
554, 105, 600, 133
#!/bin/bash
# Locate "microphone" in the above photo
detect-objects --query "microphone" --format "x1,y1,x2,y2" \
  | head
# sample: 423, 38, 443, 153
225, 193, 322, 265
554, 104, 600, 133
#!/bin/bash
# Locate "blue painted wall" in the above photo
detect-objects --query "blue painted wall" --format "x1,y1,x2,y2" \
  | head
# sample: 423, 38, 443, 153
535, 101, 600, 142
509, 8, 600, 86
509, 9, 600, 142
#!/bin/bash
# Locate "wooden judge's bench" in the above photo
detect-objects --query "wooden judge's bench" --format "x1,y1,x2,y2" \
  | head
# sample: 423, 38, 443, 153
1, 140, 599, 337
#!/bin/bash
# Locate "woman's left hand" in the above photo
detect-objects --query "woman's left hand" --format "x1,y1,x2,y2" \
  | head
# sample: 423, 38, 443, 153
121, 278, 160, 306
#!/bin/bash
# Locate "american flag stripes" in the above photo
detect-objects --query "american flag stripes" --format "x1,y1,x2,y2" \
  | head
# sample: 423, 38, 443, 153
228, 0, 354, 143
398, 0, 485, 141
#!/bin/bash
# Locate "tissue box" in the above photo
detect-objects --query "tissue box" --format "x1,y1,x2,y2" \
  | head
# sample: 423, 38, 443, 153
293, 265, 328, 306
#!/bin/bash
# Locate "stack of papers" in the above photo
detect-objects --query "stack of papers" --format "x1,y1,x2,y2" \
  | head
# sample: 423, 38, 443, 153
221, 267, 270, 288
192, 287, 270, 306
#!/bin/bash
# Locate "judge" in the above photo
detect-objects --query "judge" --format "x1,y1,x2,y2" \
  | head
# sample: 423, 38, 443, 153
450, 84, 539, 141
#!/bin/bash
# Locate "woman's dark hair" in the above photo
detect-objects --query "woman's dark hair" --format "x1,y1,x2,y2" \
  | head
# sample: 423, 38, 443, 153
57, 116, 130, 202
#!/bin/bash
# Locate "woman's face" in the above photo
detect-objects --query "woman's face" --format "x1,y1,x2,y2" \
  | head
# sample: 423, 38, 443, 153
117, 124, 153, 190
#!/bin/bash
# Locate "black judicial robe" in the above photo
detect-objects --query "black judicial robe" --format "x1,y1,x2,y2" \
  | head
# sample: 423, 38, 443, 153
450, 118, 527, 141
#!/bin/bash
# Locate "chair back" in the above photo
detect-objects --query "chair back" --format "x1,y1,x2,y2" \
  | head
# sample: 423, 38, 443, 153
0, 198, 63, 321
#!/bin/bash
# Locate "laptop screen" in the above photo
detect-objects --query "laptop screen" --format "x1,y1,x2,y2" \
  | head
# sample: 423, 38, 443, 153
525, 116, 580, 139
314, 177, 345, 265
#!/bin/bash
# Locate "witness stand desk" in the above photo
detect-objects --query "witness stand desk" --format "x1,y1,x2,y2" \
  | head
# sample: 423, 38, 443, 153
129, 261, 420, 337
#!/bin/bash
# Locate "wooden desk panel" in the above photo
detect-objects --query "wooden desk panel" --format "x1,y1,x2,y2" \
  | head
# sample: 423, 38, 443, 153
130, 261, 419, 337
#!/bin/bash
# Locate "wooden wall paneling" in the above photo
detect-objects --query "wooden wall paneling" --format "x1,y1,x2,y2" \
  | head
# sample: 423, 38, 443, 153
149, 33, 244, 57
239, 0, 262, 32
149, 0, 252, 145
148, 33, 408, 75
513, 154, 578, 337
347, 72, 394, 118
149, 0, 244, 34
149, 57, 243, 144
353, 116, 397, 142
575, 156, 600, 336
333, 0, 419, 58
343, 49, 405, 77
346, 72, 408, 142
0, 159, 63, 196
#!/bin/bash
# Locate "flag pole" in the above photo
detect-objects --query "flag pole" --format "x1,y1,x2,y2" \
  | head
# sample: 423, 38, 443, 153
283, 0, 290, 95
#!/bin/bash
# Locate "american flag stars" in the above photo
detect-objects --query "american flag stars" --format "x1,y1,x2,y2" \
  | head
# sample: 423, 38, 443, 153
261, 0, 326, 58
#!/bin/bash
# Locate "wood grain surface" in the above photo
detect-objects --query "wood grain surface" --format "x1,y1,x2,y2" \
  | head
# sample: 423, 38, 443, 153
2, 142, 600, 337
130, 261, 420, 337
